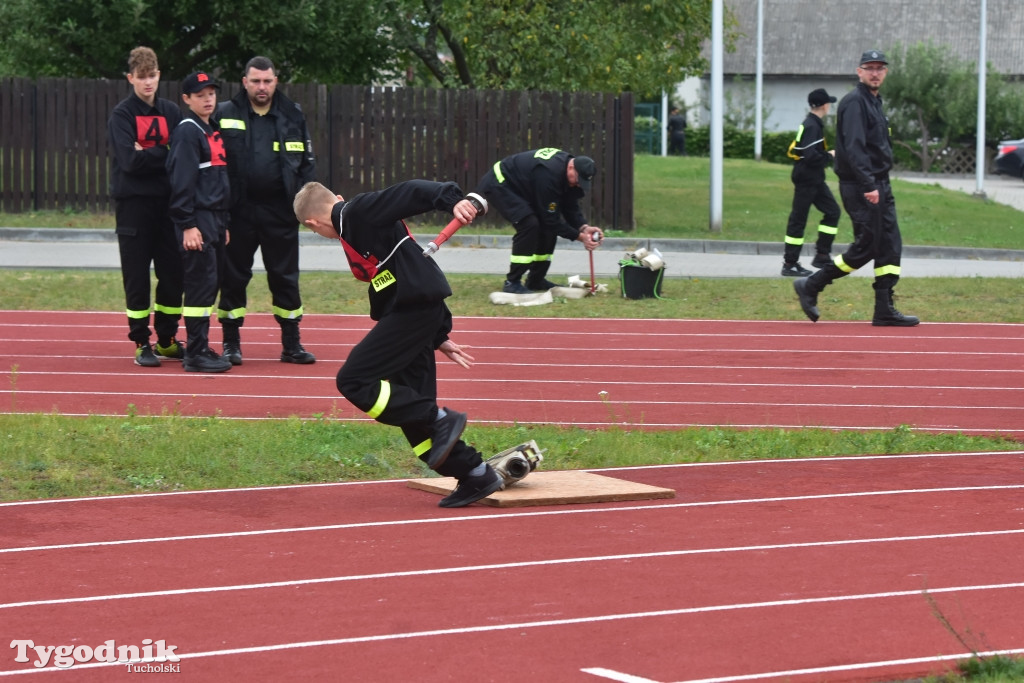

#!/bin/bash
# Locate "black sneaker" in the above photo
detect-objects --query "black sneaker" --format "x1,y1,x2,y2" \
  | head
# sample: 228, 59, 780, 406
426, 408, 467, 469
184, 348, 232, 373
811, 253, 832, 269
793, 277, 820, 322
502, 280, 532, 294
438, 464, 504, 508
526, 278, 560, 291
155, 337, 184, 361
222, 341, 242, 366
281, 345, 316, 364
134, 343, 161, 367
781, 262, 813, 277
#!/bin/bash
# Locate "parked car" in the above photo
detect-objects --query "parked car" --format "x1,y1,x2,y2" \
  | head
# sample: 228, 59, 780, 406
994, 139, 1024, 178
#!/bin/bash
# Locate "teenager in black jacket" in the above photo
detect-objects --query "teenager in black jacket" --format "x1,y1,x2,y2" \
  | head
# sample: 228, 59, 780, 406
293, 179, 501, 507
107, 46, 184, 367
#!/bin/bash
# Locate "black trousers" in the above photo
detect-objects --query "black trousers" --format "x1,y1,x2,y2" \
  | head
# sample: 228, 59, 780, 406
218, 199, 303, 326
784, 180, 841, 264
810, 180, 902, 292
337, 304, 482, 478
507, 214, 557, 285
178, 210, 228, 356
115, 196, 184, 344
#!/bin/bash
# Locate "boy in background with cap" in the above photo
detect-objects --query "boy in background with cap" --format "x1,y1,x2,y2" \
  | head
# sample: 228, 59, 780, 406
472, 148, 603, 294
782, 88, 842, 277
166, 72, 234, 373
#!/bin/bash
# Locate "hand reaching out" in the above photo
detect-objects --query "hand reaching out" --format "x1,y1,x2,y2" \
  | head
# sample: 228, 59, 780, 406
439, 340, 474, 369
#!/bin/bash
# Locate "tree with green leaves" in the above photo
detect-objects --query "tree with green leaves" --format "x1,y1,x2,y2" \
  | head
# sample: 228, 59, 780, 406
380, 0, 716, 93
0, 0, 396, 83
884, 41, 1024, 172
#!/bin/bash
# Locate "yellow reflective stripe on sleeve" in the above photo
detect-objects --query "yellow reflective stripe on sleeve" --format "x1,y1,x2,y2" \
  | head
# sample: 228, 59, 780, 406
493, 161, 505, 183
875, 264, 901, 277
786, 125, 805, 160
217, 307, 246, 320
153, 303, 183, 316
784, 236, 805, 245
220, 118, 246, 130
182, 306, 213, 318
366, 380, 391, 419
817, 224, 839, 235
285, 141, 305, 152
126, 308, 150, 320
272, 305, 304, 319
412, 438, 431, 457
835, 256, 856, 273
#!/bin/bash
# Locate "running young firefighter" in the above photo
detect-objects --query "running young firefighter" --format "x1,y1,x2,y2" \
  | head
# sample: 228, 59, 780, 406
293, 179, 506, 507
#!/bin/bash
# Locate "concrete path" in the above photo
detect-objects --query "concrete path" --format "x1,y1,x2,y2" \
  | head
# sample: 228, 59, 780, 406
1, 173, 1021, 279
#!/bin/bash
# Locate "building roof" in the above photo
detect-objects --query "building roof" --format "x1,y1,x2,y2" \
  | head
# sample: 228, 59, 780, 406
721, 0, 1024, 77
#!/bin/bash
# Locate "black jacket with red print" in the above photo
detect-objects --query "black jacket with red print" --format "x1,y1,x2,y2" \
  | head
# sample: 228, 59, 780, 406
166, 112, 230, 230
107, 91, 182, 199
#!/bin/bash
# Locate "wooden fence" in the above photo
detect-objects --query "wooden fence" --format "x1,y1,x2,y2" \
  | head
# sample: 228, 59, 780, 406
0, 78, 635, 229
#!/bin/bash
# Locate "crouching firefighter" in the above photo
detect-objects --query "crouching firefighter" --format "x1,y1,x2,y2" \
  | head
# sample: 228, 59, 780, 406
293, 179, 508, 507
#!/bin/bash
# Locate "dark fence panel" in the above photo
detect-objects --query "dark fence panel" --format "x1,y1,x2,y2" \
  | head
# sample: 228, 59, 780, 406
0, 78, 634, 230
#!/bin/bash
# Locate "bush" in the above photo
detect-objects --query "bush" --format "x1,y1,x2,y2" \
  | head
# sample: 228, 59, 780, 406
671, 126, 794, 164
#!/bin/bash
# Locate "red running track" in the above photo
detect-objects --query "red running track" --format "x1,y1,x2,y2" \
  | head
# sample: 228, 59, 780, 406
2, 311, 1024, 437
2, 452, 1023, 681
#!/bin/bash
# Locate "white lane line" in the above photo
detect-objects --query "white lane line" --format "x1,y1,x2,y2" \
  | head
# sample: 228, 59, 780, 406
583, 647, 1024, 683
2, 484, 1021, 554
9, 389, 1024, 411
2, 529, 1022, 610
1, 450, 1019, 508
1, 583, 1022, 676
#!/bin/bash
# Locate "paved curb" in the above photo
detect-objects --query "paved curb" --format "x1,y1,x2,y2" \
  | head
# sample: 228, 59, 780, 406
3, 227, 1022, 263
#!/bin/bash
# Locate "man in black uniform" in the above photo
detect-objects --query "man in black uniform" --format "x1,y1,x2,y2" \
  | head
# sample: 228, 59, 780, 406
473, 148, 603, 294
793, 51, 919, 327
782, 88, 842, 276
293, 179, 500, 508
667, 107, 687, 156
216, 56, 317, 366
107, 46, 184, 367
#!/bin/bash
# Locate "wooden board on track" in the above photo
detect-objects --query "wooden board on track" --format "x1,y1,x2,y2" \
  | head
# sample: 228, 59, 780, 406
407, 470, 675, 507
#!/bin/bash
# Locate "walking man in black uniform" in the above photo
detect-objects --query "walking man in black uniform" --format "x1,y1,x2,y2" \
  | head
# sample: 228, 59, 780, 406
293, 179, 501, 508
216, 56, 317, 365
473, 148, 603, 294
107, 46, 184, 367
794, 51, 919, 327
782, 88, 842, 276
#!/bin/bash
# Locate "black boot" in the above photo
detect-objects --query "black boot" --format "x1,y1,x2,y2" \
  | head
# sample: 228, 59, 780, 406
221, 320, 242, 365
280, 320, 316, 364
793, 277, 820, 322
872, 289, 920, 327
